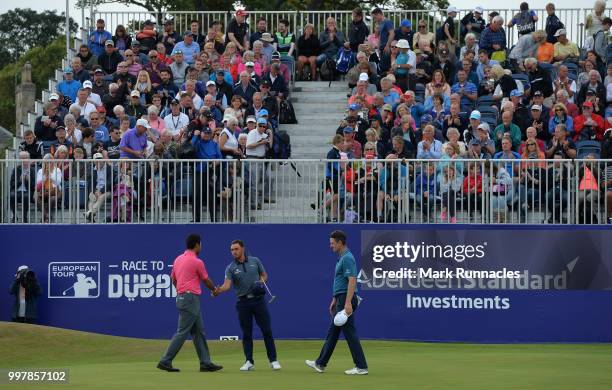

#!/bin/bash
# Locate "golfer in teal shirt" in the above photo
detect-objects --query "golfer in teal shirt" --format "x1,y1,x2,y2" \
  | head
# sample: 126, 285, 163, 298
306, 230, 368, 375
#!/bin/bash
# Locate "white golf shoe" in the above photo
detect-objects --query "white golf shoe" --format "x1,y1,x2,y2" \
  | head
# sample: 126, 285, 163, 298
345, 367, 368, 375
305, 360, 324, 373
270, 361, 281, 370
239, 361, 255, 371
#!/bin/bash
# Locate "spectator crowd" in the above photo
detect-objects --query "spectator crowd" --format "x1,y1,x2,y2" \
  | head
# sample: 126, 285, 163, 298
13, 3, 612, 224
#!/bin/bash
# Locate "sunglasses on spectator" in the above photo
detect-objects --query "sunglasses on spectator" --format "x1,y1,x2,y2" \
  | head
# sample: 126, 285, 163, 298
391, 46, 397, 49
527, 143, 536, 146
126, 54, 134, 57
149, 55, 157, 58
555, 108, 564, 111
258, 125, 267, 128
365, 147, 375, 151
418, 25, 426, 28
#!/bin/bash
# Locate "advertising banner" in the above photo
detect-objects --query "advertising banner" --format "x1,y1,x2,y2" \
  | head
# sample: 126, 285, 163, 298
1, 225, 611, 343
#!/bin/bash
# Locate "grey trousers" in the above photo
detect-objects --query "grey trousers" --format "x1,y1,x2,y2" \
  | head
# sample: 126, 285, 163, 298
160, 292, 212, 366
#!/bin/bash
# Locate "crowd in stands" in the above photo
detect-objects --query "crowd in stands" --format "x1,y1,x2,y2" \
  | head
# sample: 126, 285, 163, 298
12, 3, 612, 224
319, 4, 612, 224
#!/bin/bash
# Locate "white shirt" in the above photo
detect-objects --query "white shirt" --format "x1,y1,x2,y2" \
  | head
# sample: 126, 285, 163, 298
221, 128, 239, 150
176, 92, 203, 111
246, 129, 267, 157
77, 101, 97, 121
163, 112, 190, 136
87, 92, 103, 107
36, 167, 63, 190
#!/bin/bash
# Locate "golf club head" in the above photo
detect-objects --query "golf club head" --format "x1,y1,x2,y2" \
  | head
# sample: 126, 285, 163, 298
268, 295, 276, 304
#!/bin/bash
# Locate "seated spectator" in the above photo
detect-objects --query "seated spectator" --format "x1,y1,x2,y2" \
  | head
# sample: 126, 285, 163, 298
144, 50, 168, 87
34, 103, 63, 143
112, 24, 132, 53
113, 61, 137, 90
551, 29, 578, 63
476, 49, 499, 81
577, 60, 597, 89
494, 111, 522, 151
520, 136, 546, 166
460, 33, 480, 62
233, 71, 258, 105
443, 126, 467, 155
417, 124, 443, 159
365, 128, 387, 158
494, 136, 521, 176
425, 69, 451, 98
238, 51, 263, 78
124, 90, 147, 118
156, 42, 173, 65
534, 30, 554, 63
161, 19, 181, 53
491, 65, 518, 101
318, 17, 344, 66
78, 44, 99, 71
250, 17, 269, 48
262, 63, 288, 98
49, 126, 73, 157
549, 102, 575, 135
173, 31, 200, 65
225, 95, 246, 126
451, 69, 478, 110
57, 68, 82, 103
577, 70, 606, 113
526, 106, 550, 144
35, 154, 63, 222
524, 57, 553, 99
574, 101, 606, 141
545, 123, 577, 158
479, 15, 506, 59
170, 51, 189, 88
71, 57, 90, 83
379, 40, 400, 77
342, 126, 362, 159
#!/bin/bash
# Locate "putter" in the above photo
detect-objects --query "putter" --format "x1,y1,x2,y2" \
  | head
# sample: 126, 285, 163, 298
262, 280, 276, 303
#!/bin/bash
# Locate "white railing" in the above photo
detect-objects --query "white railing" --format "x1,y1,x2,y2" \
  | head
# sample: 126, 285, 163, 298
3, 158, 611, 225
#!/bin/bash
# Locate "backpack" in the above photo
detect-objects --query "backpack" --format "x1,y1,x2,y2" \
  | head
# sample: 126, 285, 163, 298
279, 99, 298, 124
335, 48, 354, 74
320, 57, 337, 81
269, 129, 291, 159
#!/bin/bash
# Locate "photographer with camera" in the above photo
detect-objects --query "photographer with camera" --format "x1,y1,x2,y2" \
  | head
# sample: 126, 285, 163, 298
10, 265, 41, 323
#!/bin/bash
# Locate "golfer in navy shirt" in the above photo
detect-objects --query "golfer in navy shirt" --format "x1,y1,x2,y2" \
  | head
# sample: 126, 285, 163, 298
215, 240, 281, 371
306, 230, 368, 375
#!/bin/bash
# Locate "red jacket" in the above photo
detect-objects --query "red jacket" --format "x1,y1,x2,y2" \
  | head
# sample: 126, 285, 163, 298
573, 113, 605, 141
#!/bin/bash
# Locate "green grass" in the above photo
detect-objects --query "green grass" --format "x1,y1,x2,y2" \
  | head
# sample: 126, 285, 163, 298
1, 322, 612, 389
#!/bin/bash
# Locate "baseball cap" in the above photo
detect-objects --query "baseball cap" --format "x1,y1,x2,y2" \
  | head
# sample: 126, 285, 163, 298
348, 103, 360, 111
533, 90, 543, 97
216, 69, 225, 75
93, 153, 104, 160
469, 110, 481, 120
130, 90, 141, 97
184, 31, 194, 37
17, 265, 29, 272
132, 40, 141, 46
586, 89, 596, 96
94, 68, 105, 74
531, 105, 542, 111
260, 79, 271, 87
477, 123, 490, 131
400, 19, 411, 28
447, 6, 458, 13
173, 49, 183, 55
246, 116, 257, 123
136, 118, 151, 128
236, 9, 248, 17
206, 80, 216, 87
421, 114, 433, 123
382, 104, 393, 112
63, 67, 73, 74
257, 117, 267, 125
554, 29, 567, 37
143, 20, 154, 26
202, 127, 213, 133
222, 115, 236, 123
104, 40, 114, 47
164, 19, 174, 26
342, 126, 354, 133
583, 101, 594, 108
334, 310, 350, 326
271, 52, 281, 60
510, 89, 523, 98
258, 109, 269, 117
358, 72, 369, 82
469, 138, 481, 146
49, 93, 59, 101
474, 6, 484, 14
245, 61, 255, 67
96, 106, 106, 113
83, 80, 93, 88
170, 98, 179, 105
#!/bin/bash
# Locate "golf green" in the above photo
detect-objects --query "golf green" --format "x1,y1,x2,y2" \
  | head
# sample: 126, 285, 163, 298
1, 322, 611, 389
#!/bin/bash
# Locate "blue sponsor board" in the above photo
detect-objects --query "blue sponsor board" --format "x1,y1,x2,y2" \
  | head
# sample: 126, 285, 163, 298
1, 225, 611, 343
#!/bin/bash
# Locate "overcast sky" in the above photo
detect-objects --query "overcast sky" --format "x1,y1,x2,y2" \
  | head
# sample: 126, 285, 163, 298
0, 0, 601, 28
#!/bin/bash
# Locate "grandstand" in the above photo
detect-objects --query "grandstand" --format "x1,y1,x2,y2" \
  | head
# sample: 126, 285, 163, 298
2, 5, 612, 225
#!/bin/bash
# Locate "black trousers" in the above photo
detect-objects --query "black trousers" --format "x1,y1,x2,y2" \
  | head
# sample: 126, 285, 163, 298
236, 296, 277, 364
316, 294, 367, 369
193, 169, 217, 222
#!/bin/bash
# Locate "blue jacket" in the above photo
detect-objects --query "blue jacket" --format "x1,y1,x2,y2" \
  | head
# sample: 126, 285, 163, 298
479, 26, 506, 53
415, 172, 437, 196
88, 30, 113, 57
94, 125, 110, 143
57, 79, 82, 102
191, 136, 222, 171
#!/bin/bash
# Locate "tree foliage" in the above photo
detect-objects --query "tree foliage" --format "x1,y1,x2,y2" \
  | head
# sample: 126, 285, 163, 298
0, 38, 67, 133
0, 9, 78, 69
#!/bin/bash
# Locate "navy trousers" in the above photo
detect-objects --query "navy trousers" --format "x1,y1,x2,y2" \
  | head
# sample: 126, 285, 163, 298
236, 296, 277, 364
316, 293, 367, 369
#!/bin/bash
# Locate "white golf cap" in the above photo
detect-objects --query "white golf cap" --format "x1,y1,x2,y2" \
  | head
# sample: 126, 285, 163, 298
358, 72, 369, 82
334, 310, 350, 326
83, 80, 93, 88
222, 115, 236, 122
17, 265, 29, 272
136, 118, 151, 128
130, 90, 141, 97
474, 6, 484, 14
554, 29, 567, 37
49, 93, 60, 101
206, 80, 216, 87
245, 61, 255, 67
396, 39, 409, 49
447, 6, 458, 13
93, 152, 104, 160
246, 116, 257, 123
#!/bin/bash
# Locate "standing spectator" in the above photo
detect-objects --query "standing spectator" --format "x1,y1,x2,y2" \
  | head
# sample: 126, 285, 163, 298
274, 19, 296, 67
191, 126, 223, 222
393, 39, 416, 91
585, 0, 608, 37
227, 9, 250, 52
439, 164, 463, 223
461, 6, 486, 40
10, 265, 41, 323
35, 154, 63, 222
57, 68, 82, 103
592, 17, 612, 60
508, 2, 538, 36
296, 24, 320, 81
348, 7, 369, 53
112, 25, 132, 53
119, 118, 149, 158
437, 6, 459, 54
372, 7, 394, 54
545, 4, 565, 44
88, 19, 112, 57
161, 20, 182, 53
